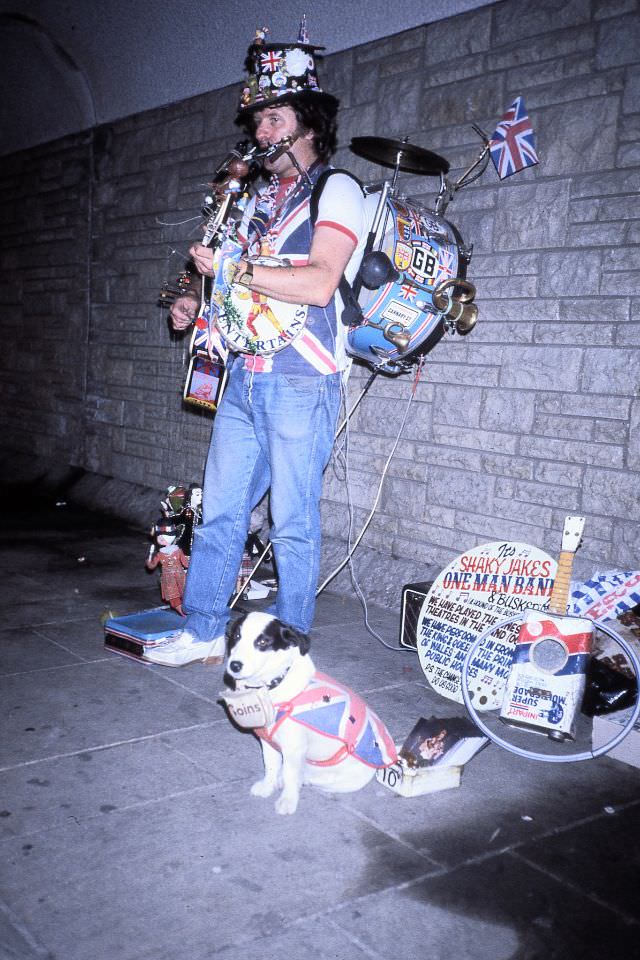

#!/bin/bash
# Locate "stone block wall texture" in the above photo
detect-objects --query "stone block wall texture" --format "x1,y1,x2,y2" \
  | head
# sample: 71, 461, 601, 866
1, 0, 639, 606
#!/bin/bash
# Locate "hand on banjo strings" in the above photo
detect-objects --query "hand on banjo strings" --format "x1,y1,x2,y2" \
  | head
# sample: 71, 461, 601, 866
189, 242, 216, 278
169, 291, 200, 331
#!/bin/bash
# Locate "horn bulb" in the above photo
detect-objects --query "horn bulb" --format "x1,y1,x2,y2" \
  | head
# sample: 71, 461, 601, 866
359, 251, 400, 289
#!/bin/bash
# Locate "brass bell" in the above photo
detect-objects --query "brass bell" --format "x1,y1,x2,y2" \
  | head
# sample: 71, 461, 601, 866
432, 277, 479, 336
455, 302, 478, 336
433, 277, 477, 311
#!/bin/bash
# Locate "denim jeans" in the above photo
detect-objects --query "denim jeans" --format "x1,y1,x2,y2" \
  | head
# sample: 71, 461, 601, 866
182, 362, 342, 640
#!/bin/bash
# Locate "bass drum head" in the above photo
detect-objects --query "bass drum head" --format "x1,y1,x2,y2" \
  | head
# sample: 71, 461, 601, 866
214, 256, 308, 356
348, 196, 463, 367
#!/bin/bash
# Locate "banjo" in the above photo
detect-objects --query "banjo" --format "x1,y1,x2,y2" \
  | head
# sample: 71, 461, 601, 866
211, 254, 308, 356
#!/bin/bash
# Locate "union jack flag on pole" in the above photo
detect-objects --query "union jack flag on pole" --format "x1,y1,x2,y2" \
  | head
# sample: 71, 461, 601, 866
489, 96, 539, 180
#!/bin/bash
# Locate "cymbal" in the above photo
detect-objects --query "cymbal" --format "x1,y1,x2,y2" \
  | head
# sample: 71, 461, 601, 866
350, 136, 450, 176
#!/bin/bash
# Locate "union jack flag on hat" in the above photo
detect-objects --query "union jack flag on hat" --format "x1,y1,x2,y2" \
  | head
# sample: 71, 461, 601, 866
489, 96, 539, 180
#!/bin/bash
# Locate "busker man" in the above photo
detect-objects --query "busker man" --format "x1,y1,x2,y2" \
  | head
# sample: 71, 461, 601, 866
145, 24, 368, 666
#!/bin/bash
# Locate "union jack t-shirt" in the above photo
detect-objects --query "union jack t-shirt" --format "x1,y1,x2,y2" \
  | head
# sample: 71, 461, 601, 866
235, 165, 367, 376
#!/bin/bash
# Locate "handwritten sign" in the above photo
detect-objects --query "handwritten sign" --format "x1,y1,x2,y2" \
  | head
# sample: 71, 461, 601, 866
418, 541, 557, 711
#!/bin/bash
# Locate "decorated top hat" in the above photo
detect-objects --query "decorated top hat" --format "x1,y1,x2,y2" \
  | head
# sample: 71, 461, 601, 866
237, 18, 338, 117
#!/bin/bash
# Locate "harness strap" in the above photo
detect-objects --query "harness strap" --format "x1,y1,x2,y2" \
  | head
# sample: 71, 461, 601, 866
253, 670, 367, 768
254, 703, 292, 744
306, 745, 349, 767
255, 715, 349, 768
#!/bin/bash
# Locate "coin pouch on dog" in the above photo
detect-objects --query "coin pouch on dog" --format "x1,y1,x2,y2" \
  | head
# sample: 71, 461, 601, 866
220, 687, 276, 728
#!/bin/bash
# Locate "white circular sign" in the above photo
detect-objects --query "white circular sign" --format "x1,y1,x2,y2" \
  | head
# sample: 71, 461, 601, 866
417, 541, 557, 711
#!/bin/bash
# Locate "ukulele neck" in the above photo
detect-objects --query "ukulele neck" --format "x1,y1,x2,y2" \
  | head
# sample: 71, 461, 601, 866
548, 550, 574, 616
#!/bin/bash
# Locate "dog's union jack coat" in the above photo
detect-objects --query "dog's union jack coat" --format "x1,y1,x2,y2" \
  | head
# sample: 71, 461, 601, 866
255, 671, 397, 768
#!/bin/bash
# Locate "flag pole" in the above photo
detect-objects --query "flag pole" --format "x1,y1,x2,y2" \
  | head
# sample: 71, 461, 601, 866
452, 126, 491, 192
434, 126, 490, 215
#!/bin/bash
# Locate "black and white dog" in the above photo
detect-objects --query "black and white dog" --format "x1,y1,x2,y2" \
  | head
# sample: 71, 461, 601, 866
222, 612, 396, 815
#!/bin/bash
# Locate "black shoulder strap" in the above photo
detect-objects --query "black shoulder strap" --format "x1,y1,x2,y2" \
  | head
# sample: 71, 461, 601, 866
310, 167, 363, 225
310, 168, 364, 327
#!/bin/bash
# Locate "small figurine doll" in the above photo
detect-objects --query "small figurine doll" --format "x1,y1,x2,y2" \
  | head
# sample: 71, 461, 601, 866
159, 483, 202, 559
146, 520, 189, 615
179, 485, 202, 558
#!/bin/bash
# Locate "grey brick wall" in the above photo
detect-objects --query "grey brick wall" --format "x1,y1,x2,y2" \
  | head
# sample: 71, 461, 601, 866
1, 0, 639, 603
0, 137, 91, 465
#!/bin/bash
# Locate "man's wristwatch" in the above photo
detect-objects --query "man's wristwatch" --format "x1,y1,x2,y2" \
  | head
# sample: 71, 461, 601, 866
234, 260, 254, 288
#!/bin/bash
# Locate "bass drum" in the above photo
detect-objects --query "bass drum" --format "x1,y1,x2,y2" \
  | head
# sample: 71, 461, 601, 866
347, 195, 467, 369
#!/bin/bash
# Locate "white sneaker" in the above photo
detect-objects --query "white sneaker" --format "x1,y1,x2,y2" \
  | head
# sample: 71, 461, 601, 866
144, 631, 225, 667
243, 579, 271, 600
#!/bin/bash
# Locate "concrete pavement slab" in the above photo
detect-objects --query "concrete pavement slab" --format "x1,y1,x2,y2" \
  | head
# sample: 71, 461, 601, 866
329, 851, 636, 960
312, 591, 372, 627
0, 735, 217, 840
34, 618, 135, 662
341, 737, 640, 870
2, 494, 640, 959
0, 902, 49, 960
0, 783, 433, 960
158, 722, 260, 785
312, 590, 401, 631
0, 659, 219, 767
289, 648, 405, 700
138, 658, 232, 702
3, 560, 158, 621
81, 582, 161, 615
361, 679, 443, 742
199, 915, 376, 960
0, 628, 84, 675
1, 561, 134, 601
516, 802, 640, 921
1, 594, 107, 628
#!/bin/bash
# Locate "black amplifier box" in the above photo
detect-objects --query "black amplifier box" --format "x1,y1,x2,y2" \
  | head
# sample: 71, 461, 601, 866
399, 581, 433, 650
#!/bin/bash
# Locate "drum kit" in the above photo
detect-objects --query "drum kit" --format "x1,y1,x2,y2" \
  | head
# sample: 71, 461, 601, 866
344, 131, 489, 374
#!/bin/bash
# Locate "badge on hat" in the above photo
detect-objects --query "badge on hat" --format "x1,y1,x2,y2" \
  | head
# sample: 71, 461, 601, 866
238, 17, 337, 114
